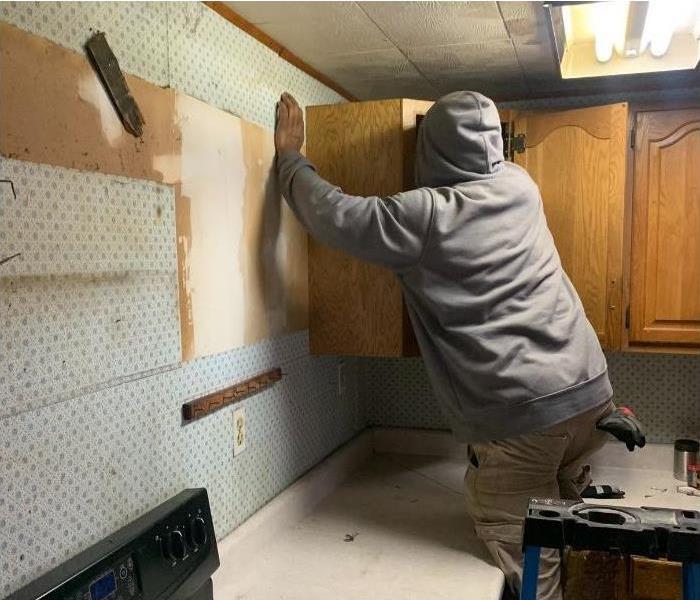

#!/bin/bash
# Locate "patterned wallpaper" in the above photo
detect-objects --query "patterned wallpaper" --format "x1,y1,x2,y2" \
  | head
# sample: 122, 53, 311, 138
1, 2, 698, 597
360, 352, 700, 444
0, 2, 350, 597
0, 158, 180, 419
2, 332, 362, 596
0, 2, 344, 131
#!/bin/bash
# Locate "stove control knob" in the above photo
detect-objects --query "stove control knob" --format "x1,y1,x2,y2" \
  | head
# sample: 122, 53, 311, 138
169, 530, 187, 560
162, 530, 187, 561
189, 517, 208, 547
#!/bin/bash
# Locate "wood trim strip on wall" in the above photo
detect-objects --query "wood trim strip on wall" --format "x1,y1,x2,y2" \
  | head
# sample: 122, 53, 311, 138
203, 1, 358, 102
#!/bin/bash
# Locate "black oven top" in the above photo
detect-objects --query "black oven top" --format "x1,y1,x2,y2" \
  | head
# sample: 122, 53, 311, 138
6, 489, 219, 600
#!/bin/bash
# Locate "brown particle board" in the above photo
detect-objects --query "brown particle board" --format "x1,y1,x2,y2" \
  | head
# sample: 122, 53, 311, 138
1, 23, 309, 361
306, 100, 406, 356
0, 21, 177, 182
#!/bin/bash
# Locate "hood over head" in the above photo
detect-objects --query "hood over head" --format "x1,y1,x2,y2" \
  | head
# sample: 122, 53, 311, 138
416, 91, 504, 188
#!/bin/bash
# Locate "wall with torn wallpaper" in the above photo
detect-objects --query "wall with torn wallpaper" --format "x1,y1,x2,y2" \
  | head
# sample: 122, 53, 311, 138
0, 3, 359, 596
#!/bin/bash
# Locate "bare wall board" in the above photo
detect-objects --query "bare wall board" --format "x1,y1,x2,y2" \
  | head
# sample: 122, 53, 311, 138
160, 95, 309, 360
0, 22, 309, 364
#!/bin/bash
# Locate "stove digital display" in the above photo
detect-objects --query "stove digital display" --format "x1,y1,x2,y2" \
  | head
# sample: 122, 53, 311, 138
89, 571, 116, 600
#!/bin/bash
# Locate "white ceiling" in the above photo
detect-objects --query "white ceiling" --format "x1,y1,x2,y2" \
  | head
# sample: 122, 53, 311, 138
226, 1, 559, 100
225, 1, 700, 101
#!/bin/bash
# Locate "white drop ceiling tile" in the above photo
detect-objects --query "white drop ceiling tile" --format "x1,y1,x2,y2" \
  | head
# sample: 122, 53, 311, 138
226, 1, 361, 25
260, 11, 394, 62
498, 1, 547, 43
405, 40, 519, 78
359, 1, 508, 48
312, 48, 423, 82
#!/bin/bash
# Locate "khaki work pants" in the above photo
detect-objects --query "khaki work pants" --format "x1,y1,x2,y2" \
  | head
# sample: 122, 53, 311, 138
464, 401, 614, 600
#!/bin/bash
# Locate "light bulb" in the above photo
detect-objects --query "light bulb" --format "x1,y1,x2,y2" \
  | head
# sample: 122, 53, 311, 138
596, 37, 615, 62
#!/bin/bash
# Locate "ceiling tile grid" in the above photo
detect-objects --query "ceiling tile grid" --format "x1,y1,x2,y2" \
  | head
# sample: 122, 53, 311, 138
227, 1, 559, 101
357, 1, 509, 48
403, 40, 521, 79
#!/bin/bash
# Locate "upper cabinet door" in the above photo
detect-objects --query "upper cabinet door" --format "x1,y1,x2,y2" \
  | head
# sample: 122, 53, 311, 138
306, 99, 432, 356
630, 109, 700, 347
514, 103, 629, 350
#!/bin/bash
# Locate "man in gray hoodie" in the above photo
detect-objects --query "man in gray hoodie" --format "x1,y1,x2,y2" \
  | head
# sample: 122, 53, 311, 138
275, 91, 614, 599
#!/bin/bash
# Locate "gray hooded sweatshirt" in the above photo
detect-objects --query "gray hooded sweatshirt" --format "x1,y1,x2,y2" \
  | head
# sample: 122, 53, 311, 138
277, 91, 612, 442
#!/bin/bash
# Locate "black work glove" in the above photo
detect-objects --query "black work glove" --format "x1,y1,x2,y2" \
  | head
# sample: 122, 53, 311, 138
596, 406, 646, 452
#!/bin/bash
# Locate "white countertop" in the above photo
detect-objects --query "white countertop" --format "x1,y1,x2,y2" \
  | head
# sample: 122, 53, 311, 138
213, 453, 504, 600
213, 442, 698, 600
587, 444, 700, 511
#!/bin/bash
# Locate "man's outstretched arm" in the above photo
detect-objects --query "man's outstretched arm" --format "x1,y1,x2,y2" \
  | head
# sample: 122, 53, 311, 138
275, 93, 434, 271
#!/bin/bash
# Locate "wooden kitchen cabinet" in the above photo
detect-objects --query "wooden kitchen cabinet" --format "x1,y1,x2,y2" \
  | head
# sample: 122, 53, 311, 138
629, 108, 700, 349
305, 99, 432, 356
629, 557, 682, 600
306, 99, 698, 357
564, 553, 682, 600
513, 103, 629, 350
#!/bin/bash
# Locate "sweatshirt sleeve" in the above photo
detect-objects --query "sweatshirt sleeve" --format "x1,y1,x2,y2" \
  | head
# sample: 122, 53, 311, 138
276, 150, 435, 271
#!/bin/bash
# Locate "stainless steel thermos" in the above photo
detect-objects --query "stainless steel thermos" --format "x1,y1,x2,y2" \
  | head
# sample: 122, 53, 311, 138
674, 438, 699, 481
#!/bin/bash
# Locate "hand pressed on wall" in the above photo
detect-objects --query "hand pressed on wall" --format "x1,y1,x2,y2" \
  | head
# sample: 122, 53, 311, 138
275, 92, 305, 155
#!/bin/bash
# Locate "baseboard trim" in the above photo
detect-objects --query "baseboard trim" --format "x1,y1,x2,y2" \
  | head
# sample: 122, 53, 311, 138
371, 427, 468, 459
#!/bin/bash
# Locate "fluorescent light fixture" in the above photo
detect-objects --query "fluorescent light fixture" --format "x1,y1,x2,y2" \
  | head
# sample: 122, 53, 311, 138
549, 0, 700, 78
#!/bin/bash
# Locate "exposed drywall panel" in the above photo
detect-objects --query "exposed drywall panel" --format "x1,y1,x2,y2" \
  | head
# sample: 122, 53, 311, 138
0, 1, 169, 86
168, 95, 309, 360
0, 22, 177, 183
0, 157, 179, 418
239, 120, 309, 345
168, 2, 344, 132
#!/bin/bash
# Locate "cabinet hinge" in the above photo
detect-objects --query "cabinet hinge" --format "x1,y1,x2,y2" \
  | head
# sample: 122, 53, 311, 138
501, 121, 526, 161
625, 306, 631, 329
512, 133, 526, 154
630, 126, 636, 149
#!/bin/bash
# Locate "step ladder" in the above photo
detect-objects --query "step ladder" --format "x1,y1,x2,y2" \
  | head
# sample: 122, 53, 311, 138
520, 498, 700, 600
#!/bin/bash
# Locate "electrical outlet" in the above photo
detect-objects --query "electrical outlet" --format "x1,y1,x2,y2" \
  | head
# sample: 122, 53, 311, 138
233, 407, 246, 456
338, 360, 347, 396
